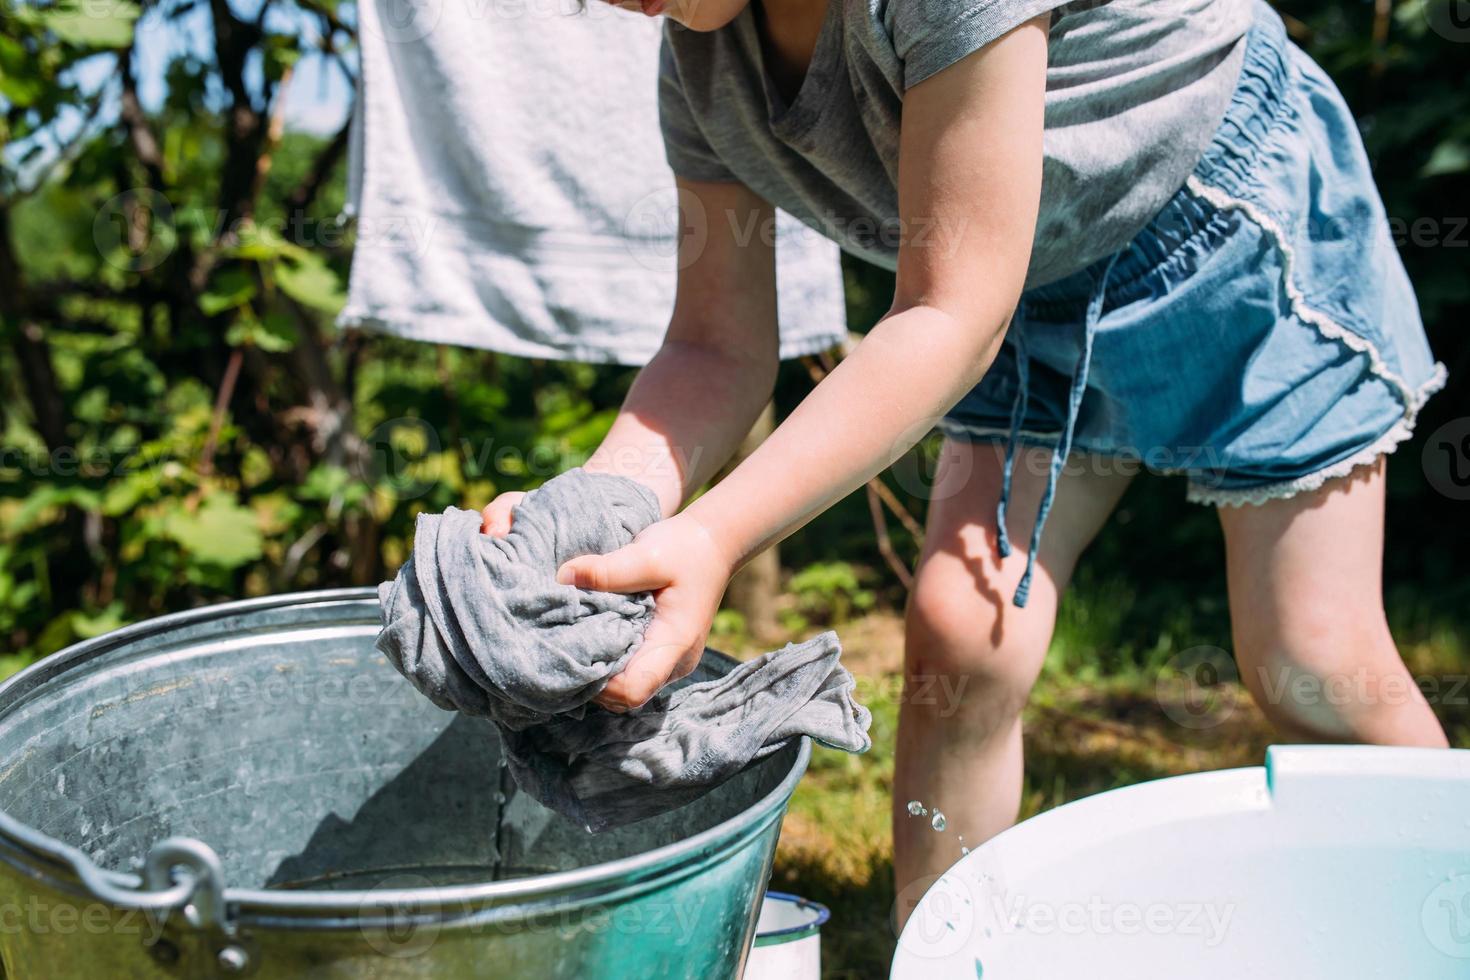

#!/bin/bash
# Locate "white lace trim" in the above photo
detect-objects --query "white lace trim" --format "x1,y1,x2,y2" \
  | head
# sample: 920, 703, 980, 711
1188, 364, 1448, 507
1183, 175, 1432, 416
950, 179, 1445, 507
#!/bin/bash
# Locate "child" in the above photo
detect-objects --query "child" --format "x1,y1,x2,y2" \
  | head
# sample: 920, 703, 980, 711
480, 0, 1448, 916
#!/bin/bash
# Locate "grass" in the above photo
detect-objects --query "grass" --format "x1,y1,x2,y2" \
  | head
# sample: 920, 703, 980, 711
714, 583, 1470, 979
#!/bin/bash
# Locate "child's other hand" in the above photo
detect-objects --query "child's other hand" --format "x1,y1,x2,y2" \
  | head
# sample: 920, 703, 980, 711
556, 513, 735, 712
479, 492, 527, 537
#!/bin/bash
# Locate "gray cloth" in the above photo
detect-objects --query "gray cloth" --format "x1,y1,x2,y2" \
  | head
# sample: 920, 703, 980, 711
660, 0, 1255, 288
339, 0, 848, 364
375, 469, 872, 831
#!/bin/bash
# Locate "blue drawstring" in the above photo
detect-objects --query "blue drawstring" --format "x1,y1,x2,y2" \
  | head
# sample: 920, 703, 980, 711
994, 329, 1030, 562
996, 252, 1120, 608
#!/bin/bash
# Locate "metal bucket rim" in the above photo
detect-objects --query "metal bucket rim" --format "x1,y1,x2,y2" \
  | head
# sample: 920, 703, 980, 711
0, 588, 813, 919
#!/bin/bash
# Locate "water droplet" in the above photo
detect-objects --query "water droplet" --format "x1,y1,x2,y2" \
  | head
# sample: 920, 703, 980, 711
961, 846, 971, 855
931, 811, 947, 832
907, 800, 927, 817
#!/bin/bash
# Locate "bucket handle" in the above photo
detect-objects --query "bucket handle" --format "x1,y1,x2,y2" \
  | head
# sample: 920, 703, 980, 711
0, 810, 225, 922
52, 835, 232, 932
69, 836, 251, 971
140, 837, 232, 933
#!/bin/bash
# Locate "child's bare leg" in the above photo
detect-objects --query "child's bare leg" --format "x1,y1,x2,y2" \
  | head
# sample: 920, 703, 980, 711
1218, 459, 1447, 747
893, 440, 1131, 926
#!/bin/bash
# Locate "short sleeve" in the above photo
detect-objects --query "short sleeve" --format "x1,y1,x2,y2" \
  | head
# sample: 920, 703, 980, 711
658, 32, 739, 183
889, 0, 1066, 90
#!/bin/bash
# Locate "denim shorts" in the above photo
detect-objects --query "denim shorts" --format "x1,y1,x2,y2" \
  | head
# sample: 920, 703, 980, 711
941, 0, 1446, 512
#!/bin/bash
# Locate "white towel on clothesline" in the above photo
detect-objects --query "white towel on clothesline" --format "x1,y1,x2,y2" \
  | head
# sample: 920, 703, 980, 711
340, 0, 847, 364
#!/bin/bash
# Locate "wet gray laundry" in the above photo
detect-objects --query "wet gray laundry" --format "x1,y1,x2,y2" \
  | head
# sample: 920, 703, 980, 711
375, 469, 871, 831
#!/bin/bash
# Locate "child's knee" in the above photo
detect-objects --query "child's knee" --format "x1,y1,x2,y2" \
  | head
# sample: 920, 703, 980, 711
1234, 607, 1418, 739
904, 557, 1048, 720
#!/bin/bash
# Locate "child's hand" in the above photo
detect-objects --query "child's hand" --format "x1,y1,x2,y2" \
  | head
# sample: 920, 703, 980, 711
480, 492, 527, 536
555, 512, 735, 711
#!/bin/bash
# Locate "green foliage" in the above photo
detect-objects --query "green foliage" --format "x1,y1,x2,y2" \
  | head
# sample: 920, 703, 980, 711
787, 561, 876, 628
0, 2, 636, 668
27, 0, 141, 50
1, 0, 1466, 681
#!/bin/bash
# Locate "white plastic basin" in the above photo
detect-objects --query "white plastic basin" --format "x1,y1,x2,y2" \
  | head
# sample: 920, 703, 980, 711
892, 745, 1470, 978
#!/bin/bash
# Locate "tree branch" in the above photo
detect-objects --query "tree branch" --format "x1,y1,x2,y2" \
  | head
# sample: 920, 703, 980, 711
1, 208, 69, 450
208, 0, 267, 235
284, 120, 351, 214
252, 64, 295, 203
119, 49, 167, 192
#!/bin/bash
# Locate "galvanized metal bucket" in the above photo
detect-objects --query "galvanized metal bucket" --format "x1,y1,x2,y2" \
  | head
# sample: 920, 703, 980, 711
0, 589, 810, 979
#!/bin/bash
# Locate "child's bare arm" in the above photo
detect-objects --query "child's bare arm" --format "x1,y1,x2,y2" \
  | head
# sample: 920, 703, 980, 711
583, 179, 780, 516
481, 178, 779, 534
562, 17, 1051, 710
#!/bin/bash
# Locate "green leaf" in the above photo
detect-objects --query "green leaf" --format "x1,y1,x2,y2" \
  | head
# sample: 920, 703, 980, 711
199, 266, 257, 315
1421, 140, 1470, 178
161, 495, 263, 568
227, 222, 310, 263
71, 603, 128, 639
275, 254, 346, 314
0, 36, 27, 75
262, 33, 301, 83
101, 473, 155, 516
298, 464, 351, 502
0, 72, 47, 109
7, 484, 102, 535
226, 312, 298, 352
40, 0, 140, 49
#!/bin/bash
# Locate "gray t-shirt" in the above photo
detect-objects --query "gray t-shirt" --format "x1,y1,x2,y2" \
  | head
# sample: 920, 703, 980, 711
660, 0, 1254, 287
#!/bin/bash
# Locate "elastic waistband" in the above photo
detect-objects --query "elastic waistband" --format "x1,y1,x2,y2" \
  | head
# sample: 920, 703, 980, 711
1020, 0, 1294, 313
1192, 0, 1296, 195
